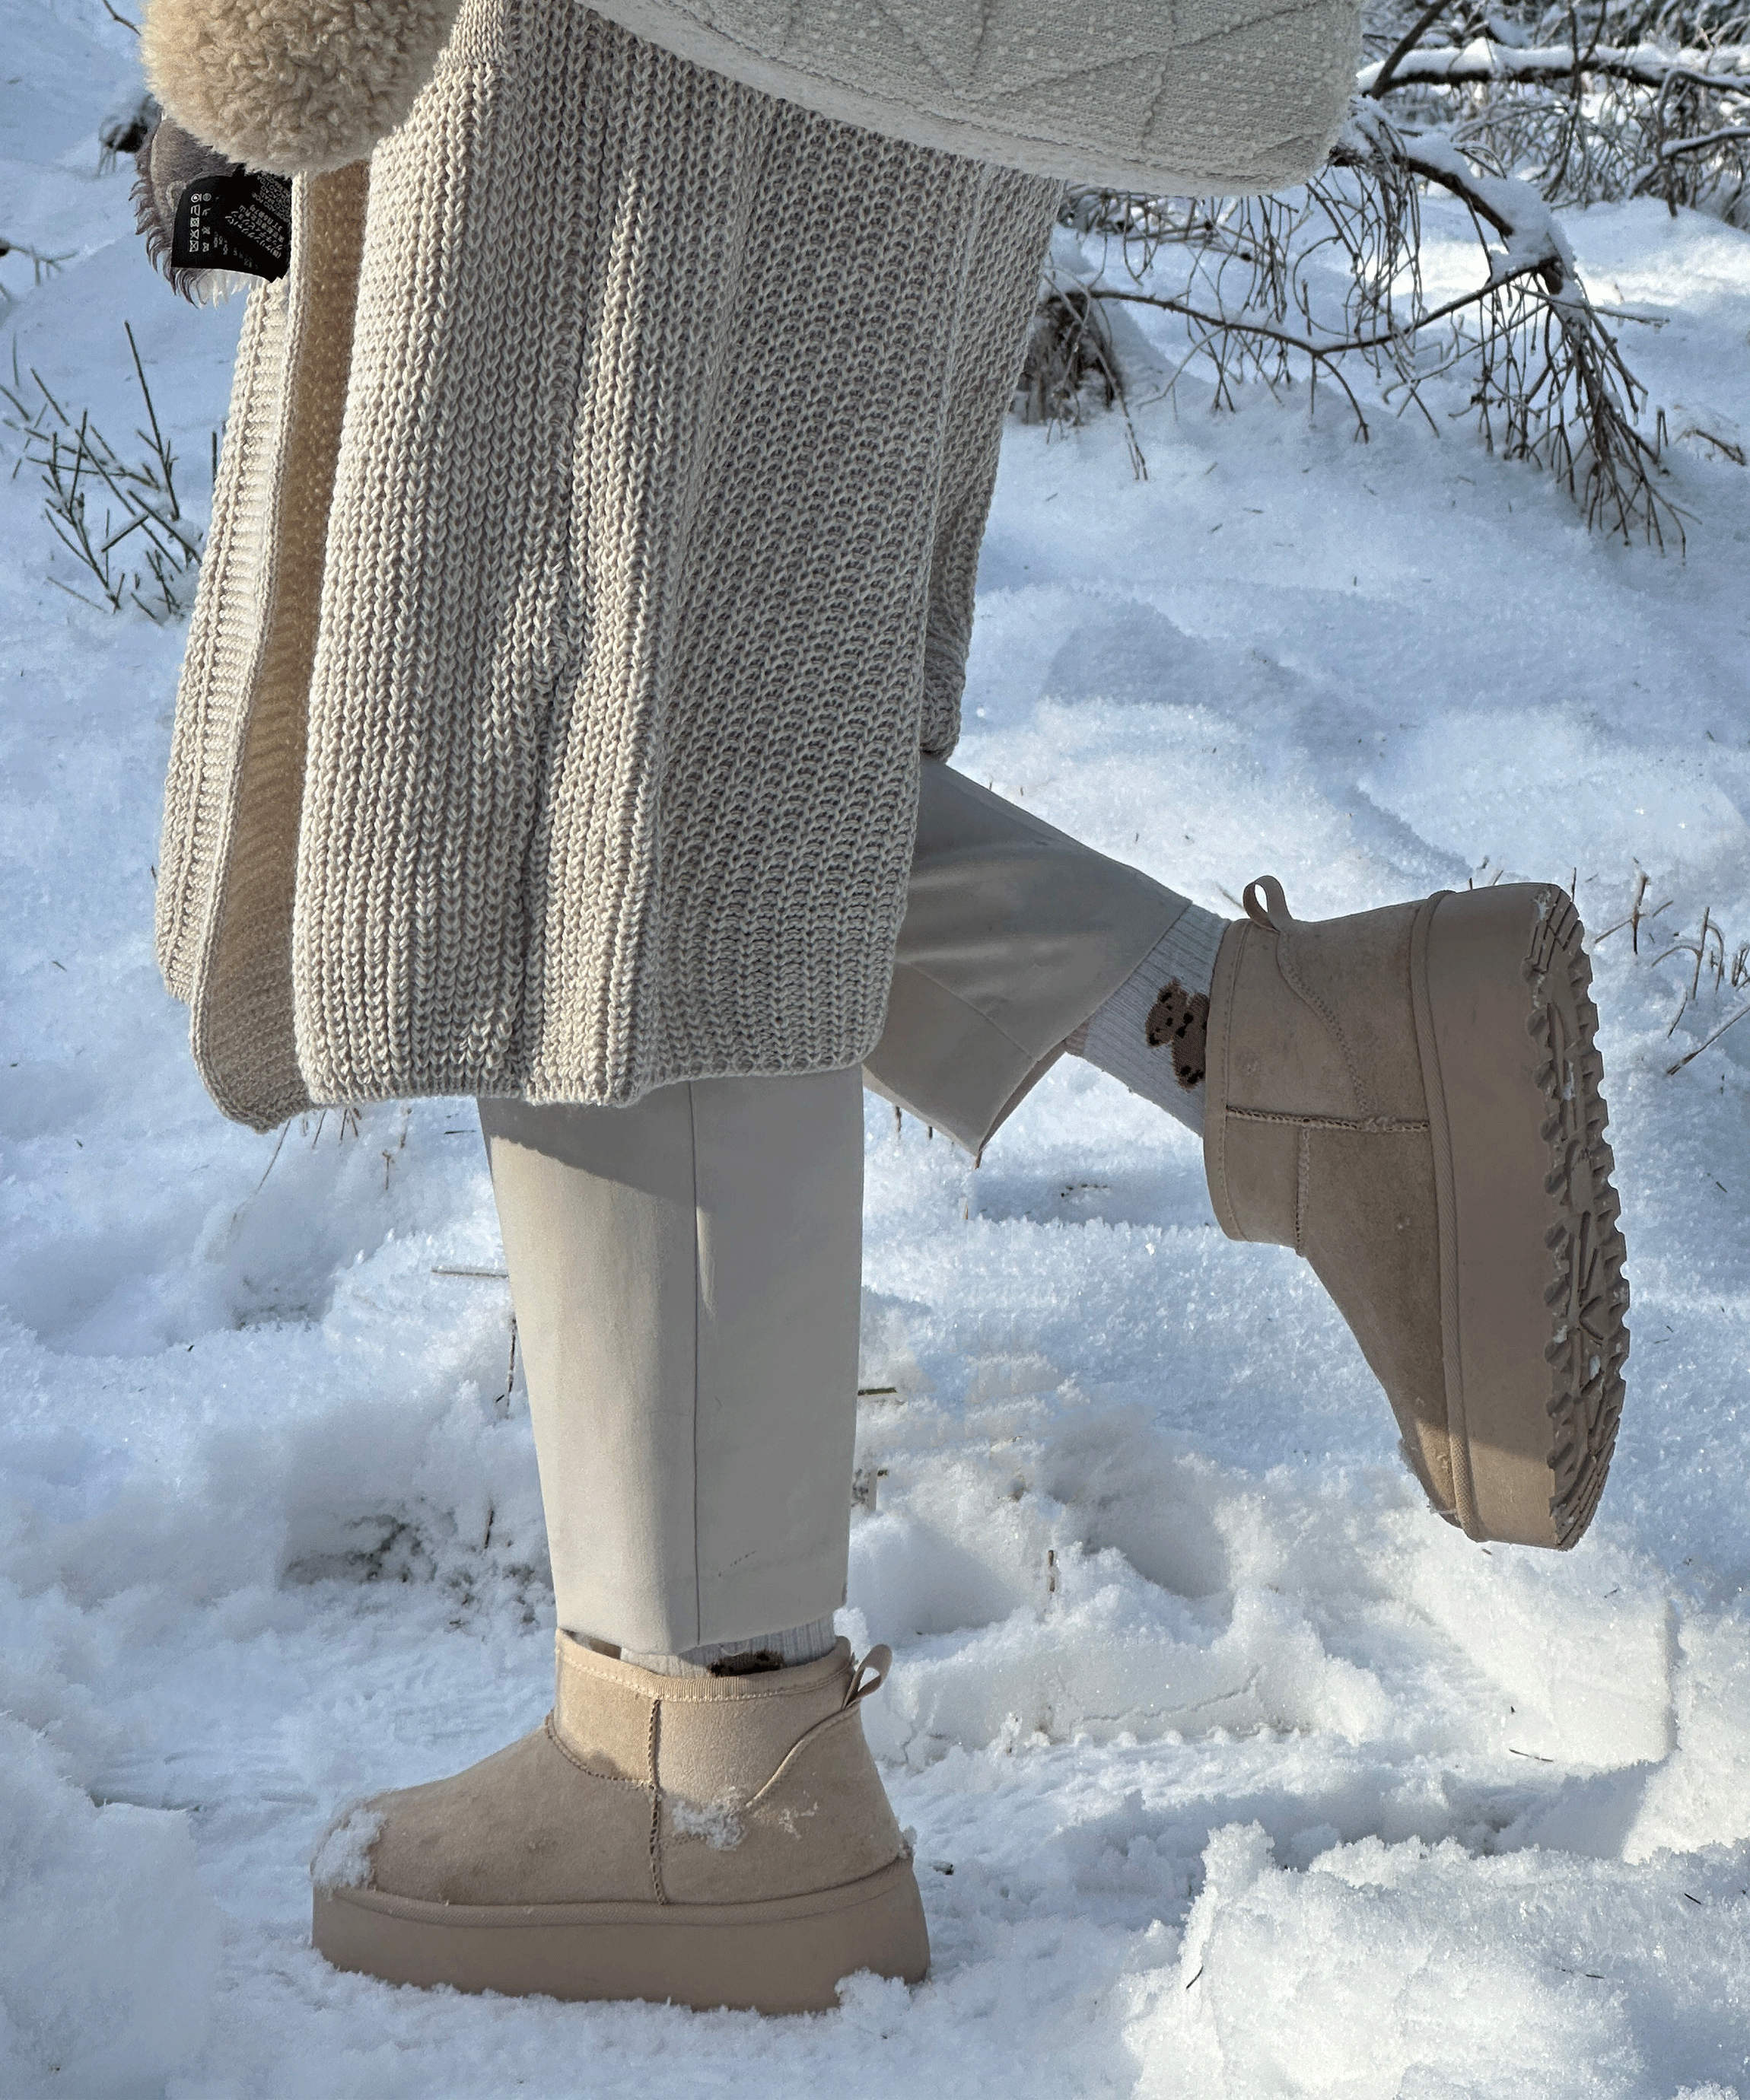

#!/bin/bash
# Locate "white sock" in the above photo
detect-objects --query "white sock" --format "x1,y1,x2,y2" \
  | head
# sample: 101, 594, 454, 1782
594, 1615, 840, 1678
1066, 903, 1228, 1134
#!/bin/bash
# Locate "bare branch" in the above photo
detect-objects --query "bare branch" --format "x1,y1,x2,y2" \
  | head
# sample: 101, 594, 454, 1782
1092, 252, 1560, 360
0, 326, 209, 620
1047, 97, 1678, 546
1656, 122, 1750, 158
1359, 43, 1750, 94
1667, 999, 1750, 1074
1367, 0, 1454, 100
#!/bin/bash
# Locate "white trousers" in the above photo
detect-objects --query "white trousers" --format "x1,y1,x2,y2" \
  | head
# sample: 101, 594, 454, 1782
482, 762, 1188, 1651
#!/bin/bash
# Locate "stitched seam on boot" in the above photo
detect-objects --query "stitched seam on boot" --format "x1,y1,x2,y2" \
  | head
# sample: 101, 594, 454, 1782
644, 1674, 844, 1707
542, 1712, 654, 1789
1209, 922, 1248, 1230
742, 1706, 864, 1812
648, 1698, 667, 1904
1295, 1125, 1310, 1258
1274, 931, 1376, 1118
1228, 1108, 1430, 1133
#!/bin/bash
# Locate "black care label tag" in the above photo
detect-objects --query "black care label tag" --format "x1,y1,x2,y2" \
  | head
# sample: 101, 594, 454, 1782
172, 168, 293, 282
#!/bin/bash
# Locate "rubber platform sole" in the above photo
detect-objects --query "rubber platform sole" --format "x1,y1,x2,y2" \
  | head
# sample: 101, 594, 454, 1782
312, 1853, 930, 2011
1411, 884, 1629, 1547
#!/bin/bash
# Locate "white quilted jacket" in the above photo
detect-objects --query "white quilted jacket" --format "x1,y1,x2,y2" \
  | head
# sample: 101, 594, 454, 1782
555, 0, 1363, 192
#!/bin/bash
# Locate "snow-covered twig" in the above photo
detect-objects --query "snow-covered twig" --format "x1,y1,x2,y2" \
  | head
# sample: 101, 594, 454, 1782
1357, 13, 1750, 221
1359, 40, 1750, 91
1366, 0, 1455, 100
0, 237, 74, 304
1654, 118, 1750, 151
1051, 100, 1678, 543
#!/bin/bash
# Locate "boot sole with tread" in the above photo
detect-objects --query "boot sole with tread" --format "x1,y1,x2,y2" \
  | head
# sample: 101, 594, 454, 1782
1412, 883, 1629, 1547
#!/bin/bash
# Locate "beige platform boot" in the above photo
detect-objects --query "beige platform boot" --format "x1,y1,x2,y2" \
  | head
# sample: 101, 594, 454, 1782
1204, 877, 1629, 1548
311, 1637, 928, 2010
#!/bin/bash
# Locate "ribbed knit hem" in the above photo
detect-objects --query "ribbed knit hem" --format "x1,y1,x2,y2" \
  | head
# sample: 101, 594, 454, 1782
603, 1616, 841, 1678
1068, 903, 1228, 1134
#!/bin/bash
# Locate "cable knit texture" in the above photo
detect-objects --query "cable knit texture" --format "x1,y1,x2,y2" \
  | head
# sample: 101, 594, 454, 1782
154, 0, 1061, 1128
142, 0, 467, 176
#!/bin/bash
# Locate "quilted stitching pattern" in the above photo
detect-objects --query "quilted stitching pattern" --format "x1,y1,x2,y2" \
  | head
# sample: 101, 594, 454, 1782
584, 0, 1364, 192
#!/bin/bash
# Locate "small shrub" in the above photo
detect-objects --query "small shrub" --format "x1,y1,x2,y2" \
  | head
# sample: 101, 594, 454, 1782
2, 323, 208, 621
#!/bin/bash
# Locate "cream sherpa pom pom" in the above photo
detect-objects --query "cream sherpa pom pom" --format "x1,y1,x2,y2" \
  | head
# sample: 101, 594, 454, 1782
141, 0, 464, 176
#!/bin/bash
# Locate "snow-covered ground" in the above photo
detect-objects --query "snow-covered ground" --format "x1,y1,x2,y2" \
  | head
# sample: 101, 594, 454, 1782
5, 5, 1750, 2095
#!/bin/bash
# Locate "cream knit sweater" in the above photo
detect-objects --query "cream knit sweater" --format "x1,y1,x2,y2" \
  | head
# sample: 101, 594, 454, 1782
149, 0, 1363, 1129
154, 0, 1061, 1126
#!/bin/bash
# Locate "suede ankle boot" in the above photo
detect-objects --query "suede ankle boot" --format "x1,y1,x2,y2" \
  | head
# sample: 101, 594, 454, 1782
310, 1637, 928, 2010
1204, 877, 1629, 1548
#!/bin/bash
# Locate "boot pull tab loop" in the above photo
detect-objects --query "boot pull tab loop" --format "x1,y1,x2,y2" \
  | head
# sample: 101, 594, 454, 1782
743, 1643, 896, 1812
1243, 876, 1292, 933
845, 1644, 892, 1708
